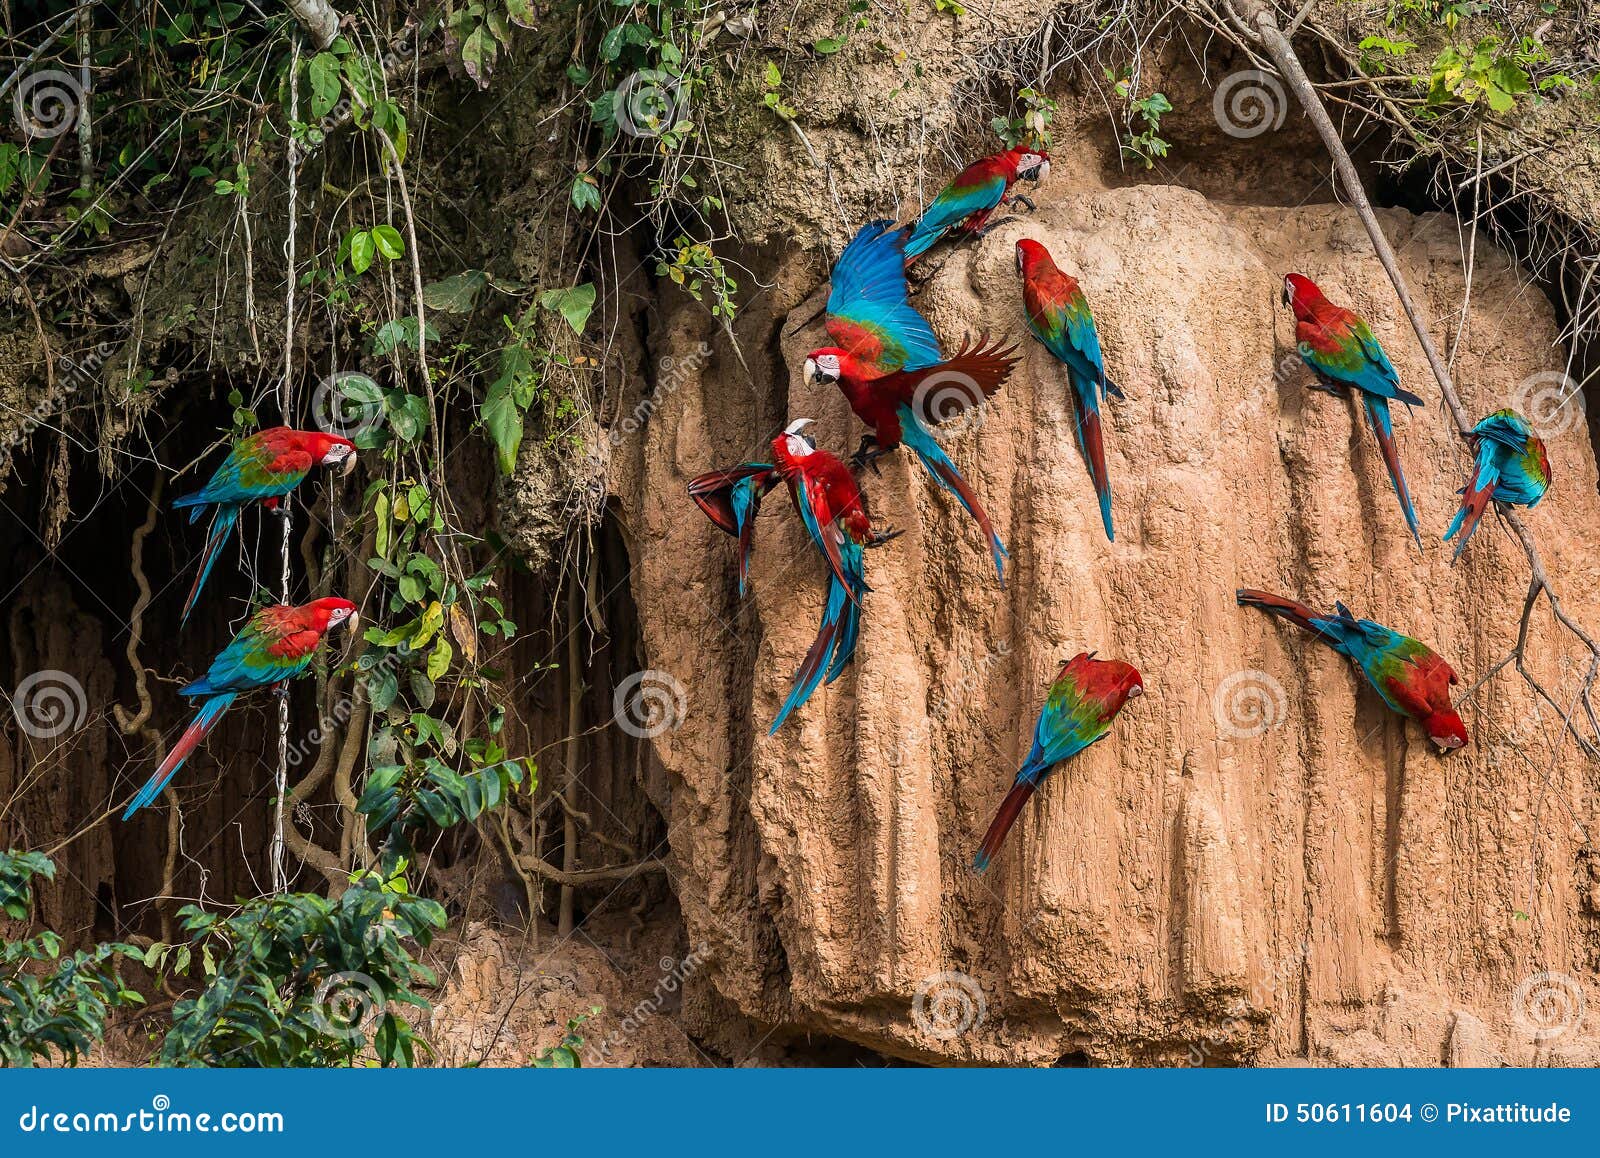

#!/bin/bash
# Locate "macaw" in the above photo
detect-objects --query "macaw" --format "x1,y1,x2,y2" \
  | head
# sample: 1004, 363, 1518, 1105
688, 461, 780, 596
1236, 589, 1468, 752
122, 597, 360, 819
767, 420, 899, 734
903, 145, 1051, 262
1443, 408, 1551, 561
1283, 274, 1425, 548
802, 220, 1018, 583
972, 652, 1142, 873
1017, 239, 1123, 541
173, 427, 357, 624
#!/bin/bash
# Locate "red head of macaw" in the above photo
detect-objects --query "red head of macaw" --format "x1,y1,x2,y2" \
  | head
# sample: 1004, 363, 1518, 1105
973, 651, 1143, 873
1016, 238, 1123, 541
1282, 273, 1426, 548
122, 596, 361, 819
173, 427, 358, 625
904, 145, 1052, 262
802, 221, 1017, 582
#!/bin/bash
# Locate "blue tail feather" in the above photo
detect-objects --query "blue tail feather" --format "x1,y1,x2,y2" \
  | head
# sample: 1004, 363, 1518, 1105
769, 576, 851, 734
122, 693, 235, 819
181, 505, 240, 625
897, 406, 1009, 583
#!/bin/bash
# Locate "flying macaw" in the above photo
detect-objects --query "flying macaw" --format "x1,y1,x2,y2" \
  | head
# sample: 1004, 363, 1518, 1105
1017, 239, 1123, 541
903, 145, 1051, 263
972, 652, 1143, 873
1443, 408, 1551, 561
1283, 274, 1425, 548
688, 461, 780, 596
802, 220, 1018, 583
173, 427, 357, 624
121, 597, 360, 819
767, 419, 899, 733
1236, 589, 1468, 752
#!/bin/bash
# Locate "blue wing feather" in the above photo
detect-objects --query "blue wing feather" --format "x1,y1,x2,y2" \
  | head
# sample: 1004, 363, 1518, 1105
826, 221, 942, 372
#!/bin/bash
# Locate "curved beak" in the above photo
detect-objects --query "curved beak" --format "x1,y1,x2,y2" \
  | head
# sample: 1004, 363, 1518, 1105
341, 450, 358, 477
785, 418, 815, 436
802, 358, 818, 388
1035, 159, 1050, 183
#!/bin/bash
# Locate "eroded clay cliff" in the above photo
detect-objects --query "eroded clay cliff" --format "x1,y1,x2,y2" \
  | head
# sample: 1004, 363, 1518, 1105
608, 168, 1600, 1065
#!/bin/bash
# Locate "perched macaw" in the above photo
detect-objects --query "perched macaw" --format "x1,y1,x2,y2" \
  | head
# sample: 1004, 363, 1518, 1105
174, 427, 357, 624
803, 220, 1018, 583
1237, 589, 1468, 752
972, 652, 1143, 873
903, 145, 1051, 262
122, 597, 360, 819
688, 461, 780, 596
767, 420, 899, 734
1283, 274, 1425, 548
1443, 408, 1551, 561
1017, 239, 1123, 541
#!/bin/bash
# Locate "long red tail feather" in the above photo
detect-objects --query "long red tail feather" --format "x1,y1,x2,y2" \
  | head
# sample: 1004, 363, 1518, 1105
1236, 589, 1323, 635
1362, 396, 1423, 548
972, 780, 1037, 873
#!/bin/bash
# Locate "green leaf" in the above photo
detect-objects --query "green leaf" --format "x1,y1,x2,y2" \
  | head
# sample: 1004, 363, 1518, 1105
366, 666, 399, 713
461, 25, 495, 88
427, 635, 453, 682
482, 345, 536, 474
571, 175, 601, 213
813, 37, 847, 55
538, 283, 597, 336
422, 271, 489, 314
349, 230, 376, 275
307, 53, 342, 119
505, 0, 537, 28
371, 224, 405, 260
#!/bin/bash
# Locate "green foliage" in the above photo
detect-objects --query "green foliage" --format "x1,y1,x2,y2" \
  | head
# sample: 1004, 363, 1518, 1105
358, 756, 533, 849
154, 875, 444, 1066
570, 0, 737, 320
991, 88, 1057, 149
811, 0, 870, 55
1371, 2, 1581, 117
338, 225, 407, 277
539, 284, 598, 337
1105, 69, 1171, 169
762, 62, 798, 123
657, 237, 738, 320
0, 852, 143, 1068
532, 1006, 601, 1067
